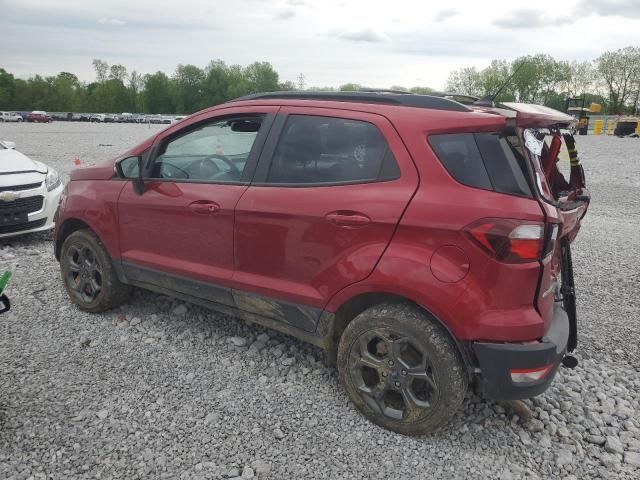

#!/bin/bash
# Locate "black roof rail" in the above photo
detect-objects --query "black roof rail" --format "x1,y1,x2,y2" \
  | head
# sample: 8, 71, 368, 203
357, 87, 412, 95
232, 91, 471, 112
429, 91, 480, 105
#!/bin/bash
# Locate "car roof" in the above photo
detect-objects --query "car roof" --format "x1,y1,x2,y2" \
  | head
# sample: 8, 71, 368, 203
233, 91, 471, 113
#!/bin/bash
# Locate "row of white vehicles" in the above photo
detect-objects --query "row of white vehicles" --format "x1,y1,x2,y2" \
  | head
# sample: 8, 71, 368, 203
88, 113, 186, 124
0, 111, 188, 124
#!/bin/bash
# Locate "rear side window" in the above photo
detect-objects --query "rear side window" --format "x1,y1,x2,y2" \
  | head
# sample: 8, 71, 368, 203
429, 133, 532, 197
266, 115, 400, 185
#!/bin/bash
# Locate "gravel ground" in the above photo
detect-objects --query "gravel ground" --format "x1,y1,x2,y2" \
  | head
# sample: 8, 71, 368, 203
0, 122, 639, 479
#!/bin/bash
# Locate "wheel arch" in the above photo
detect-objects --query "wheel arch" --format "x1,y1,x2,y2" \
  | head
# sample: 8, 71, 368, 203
327, 291, 474, 374
55, 218, 98, 260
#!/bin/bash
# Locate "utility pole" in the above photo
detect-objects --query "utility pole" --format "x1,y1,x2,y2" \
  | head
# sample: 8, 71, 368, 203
296, 73, 306, 91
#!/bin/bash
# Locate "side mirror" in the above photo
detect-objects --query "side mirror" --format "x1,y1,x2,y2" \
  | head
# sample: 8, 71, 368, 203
115, 155, 145, 195
132, 156, 144, 196
116, 156, 140, 178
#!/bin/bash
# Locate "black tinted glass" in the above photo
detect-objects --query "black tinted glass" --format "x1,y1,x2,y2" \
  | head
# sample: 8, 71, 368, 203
429, 132, 533, 197
474, 133, 532, 197
428, 133, 492, 189
267, 115, 400, 185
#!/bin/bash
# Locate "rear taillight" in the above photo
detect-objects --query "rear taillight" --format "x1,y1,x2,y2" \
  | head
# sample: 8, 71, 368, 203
465, 219, 545, 263
510, 364, 554, 383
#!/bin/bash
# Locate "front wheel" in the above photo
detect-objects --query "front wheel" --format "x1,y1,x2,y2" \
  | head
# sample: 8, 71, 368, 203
60, 229, 131, 312
337, 303, 467, 435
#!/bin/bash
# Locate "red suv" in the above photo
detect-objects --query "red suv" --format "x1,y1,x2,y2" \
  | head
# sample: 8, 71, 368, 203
55, 92, 589, 435
27, 110, 52, 123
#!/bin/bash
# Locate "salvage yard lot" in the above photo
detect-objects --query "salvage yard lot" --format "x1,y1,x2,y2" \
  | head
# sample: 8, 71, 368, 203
0, 122, 639, 479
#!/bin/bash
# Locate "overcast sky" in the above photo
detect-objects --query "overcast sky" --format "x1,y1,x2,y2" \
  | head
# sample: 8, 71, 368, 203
1, 0, 640, 89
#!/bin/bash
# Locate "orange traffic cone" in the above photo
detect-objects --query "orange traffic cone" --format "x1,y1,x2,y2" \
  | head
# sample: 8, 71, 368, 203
73, 157, 81, 166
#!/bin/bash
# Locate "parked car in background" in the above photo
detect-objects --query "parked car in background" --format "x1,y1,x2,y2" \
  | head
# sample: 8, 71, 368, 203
0, 112, 23, 122
0, 140, 63, 238
27, 111, 52, 123
74, 113, 91, 122
90, 114, 106, 123
146, 114, 171, 124
54, 91, 589, 435
117, 113, 135, 123
173, 115, 187, 123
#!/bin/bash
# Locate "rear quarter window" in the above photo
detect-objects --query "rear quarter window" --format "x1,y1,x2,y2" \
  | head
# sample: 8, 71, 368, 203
428, 134, 492, 190
429, 133, 533, 197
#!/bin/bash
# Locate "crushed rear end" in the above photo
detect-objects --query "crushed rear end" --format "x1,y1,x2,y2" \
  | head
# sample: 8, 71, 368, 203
470, 102, 589, 399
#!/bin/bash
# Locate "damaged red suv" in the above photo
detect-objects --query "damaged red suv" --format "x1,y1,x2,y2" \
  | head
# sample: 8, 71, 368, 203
55, 91, 589, 435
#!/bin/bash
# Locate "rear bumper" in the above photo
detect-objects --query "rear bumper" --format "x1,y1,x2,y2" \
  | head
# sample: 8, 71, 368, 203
472, 301, 569, 400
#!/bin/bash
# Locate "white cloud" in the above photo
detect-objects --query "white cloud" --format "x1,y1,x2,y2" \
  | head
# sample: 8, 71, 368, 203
577, 0, 640, 18
493, 9, 573, 29
273, 8, 296, 20
338, 28, 387, 43
433, 9, 458, 22
97, 17, 126, 26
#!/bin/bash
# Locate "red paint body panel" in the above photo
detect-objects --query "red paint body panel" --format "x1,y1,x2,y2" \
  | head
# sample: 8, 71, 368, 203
118, 181, 247, 287
233, 107, 419, 309
58, 180, 126, 259
324, 113, 549, 341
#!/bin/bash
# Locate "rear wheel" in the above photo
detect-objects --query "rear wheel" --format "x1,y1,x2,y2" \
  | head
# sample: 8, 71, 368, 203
60, 229, 130, 312
337, 303, 467, 435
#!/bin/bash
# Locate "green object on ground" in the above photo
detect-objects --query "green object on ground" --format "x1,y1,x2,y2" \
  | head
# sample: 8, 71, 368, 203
0, 271, 11, 294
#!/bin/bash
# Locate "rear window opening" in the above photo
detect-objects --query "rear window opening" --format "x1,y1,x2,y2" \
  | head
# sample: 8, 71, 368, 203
428, 130, 534, 198
520, 128, 586, 204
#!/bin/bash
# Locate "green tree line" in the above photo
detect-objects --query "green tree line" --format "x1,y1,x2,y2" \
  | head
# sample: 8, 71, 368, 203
446, 47, 640, 114
1, 46, 639, 115
0, 59, 291, 114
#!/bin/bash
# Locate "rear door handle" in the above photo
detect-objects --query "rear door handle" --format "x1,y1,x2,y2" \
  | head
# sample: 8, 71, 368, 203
325, 210, 371, 227
189, 200, 220, 214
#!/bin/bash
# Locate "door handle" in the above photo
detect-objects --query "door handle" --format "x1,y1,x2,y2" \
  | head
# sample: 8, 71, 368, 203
325, 211, 371, 227
189, 201, 220, 214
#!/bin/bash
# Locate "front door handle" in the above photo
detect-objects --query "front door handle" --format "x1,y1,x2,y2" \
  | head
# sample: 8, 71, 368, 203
189, 200, 220, 214
325, 210, 371, 227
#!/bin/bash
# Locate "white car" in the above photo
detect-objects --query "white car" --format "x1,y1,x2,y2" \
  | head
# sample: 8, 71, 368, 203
0, 112, 23, 122
0, 140, 63, 238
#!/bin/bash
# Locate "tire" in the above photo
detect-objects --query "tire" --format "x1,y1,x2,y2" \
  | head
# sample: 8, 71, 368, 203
60, 229, 131, 312
337, 303, 467, 435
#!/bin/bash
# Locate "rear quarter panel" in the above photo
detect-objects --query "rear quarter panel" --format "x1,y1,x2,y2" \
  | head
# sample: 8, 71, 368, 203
327, 109, 549, 342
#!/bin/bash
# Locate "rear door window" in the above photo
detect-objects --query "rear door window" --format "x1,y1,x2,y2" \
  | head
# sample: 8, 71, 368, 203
265, 115, 400, 185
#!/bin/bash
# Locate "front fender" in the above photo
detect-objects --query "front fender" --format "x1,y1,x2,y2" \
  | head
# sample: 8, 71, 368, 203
56, 180, 126, 260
